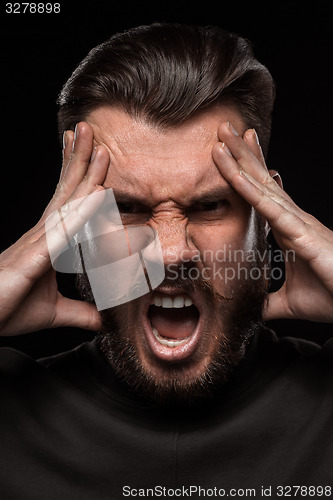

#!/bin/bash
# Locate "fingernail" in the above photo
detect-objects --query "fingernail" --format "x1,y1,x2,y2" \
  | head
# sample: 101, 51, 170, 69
252, 128, 260, 145
62, 131, 68, 150
221, 142, 232, 157
227, 121, 239, 136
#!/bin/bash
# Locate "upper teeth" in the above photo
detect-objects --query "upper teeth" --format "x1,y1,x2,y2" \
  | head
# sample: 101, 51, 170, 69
152, 295, 193, 308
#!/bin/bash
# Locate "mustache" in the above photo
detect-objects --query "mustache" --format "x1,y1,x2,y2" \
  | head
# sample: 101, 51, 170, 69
157, 264, 229, 303
76, 261, 231, 309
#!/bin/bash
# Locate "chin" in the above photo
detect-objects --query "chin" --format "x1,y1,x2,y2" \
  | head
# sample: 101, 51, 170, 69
81, 229, 268, 408
97, 280, 263, 408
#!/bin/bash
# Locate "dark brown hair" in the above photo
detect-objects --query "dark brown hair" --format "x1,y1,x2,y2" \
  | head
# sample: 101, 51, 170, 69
57, 23, 275, 156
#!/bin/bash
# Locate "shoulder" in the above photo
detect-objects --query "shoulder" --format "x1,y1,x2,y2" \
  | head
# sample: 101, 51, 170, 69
0, 342, 87, 391
0, 346, 40, 379
0, 343, 95, 418
258, 326, 332, 358
256, 327, 333, 388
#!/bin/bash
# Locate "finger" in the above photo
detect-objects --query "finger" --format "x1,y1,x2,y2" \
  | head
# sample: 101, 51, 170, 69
45, 186, 106, 270
216, 123, 296, 209
67, 145, 110, 200
227, 170, 333, 269
236, 168, 302, 219
47, 122, 94, 211
211, 151, 308, 244
243, 128, 267, 166
43, 132, 109, 221
212, 139, 304, 221
62, 122, 95, 190
262, 287, 292, 321
224, 126, 287, 199
214, 135, 327, 235
232, 171, 306, 240
241, 131, 283, 193
219, 124, 298, 210
217, 122, 269, 181
59, 130, 75, 182
28, 142, 110, 254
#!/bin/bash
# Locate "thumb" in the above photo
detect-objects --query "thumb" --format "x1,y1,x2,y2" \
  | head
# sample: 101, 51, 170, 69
262, 286, 292, 322
54, 296, 103, 332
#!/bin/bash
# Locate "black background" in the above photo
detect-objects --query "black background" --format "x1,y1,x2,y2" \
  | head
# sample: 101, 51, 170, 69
0, 0, 332, 358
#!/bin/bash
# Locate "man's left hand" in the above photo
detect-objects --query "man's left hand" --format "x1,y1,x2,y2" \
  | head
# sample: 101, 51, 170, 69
212, 122, 333, 323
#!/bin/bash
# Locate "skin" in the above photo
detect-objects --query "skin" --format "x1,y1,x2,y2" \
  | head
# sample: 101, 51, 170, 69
0, 105, 332, 355
88, 107, 254, 297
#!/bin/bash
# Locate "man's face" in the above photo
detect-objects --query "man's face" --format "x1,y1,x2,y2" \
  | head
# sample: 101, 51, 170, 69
83, 106, 268, 406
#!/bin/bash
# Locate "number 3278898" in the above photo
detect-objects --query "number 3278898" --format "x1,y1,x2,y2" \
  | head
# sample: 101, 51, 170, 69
5, 3, 61, 14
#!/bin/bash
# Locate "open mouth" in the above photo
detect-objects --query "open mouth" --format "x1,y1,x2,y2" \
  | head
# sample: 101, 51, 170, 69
144, 291, 202, 361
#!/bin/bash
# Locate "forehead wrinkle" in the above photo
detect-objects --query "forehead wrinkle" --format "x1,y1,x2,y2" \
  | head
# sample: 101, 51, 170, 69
89, 116, 156, 158
88, 116, 145, 162
87, 106, 243, 205
89, 112, 218, 158
102, 141, 223, 203
90, 129, 128, 163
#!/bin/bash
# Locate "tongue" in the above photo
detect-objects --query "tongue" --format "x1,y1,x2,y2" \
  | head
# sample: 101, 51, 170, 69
148, 305, 199, 340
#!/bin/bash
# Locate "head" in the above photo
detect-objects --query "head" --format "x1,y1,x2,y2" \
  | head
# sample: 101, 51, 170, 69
57, 23, 275, 407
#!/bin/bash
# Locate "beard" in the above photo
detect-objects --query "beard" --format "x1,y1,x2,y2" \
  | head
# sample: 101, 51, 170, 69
77, 220, 269, 408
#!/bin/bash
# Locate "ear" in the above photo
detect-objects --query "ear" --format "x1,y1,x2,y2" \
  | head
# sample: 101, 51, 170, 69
264, 169, 283, 236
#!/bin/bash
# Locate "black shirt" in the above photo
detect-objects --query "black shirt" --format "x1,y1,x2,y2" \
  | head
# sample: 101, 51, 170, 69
0, 328, 333, 499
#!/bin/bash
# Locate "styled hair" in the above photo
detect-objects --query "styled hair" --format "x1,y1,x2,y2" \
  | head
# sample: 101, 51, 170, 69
57, 23, 275, 156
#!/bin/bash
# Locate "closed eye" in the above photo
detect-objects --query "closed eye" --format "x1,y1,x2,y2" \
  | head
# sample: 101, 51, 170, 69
117, 202, 136, 214
198, 201, 225, 211
187, 199, 230, 222
116, 201, 150, 224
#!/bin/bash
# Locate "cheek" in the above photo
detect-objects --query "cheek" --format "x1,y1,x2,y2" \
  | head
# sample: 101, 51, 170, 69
188, 217, 254, 291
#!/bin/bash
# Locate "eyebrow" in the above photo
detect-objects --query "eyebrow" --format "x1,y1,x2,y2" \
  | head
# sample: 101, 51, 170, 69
110, 189, 147, 203
110, 185, 236, 206
189, 185, 236, 204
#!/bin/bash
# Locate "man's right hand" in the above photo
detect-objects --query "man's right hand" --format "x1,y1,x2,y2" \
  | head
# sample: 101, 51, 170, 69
0, 122, 109, 336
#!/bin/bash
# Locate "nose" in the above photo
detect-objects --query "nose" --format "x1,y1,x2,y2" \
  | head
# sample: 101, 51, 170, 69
150, 217, 198, 268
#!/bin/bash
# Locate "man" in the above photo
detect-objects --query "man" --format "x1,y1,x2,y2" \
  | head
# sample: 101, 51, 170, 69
0, 23, 332, 499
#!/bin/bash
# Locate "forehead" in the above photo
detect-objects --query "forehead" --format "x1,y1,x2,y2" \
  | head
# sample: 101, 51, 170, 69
87, 106, 246, 204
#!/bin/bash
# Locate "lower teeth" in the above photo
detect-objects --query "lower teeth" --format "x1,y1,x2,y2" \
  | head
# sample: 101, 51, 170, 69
152, 327, 190, 348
